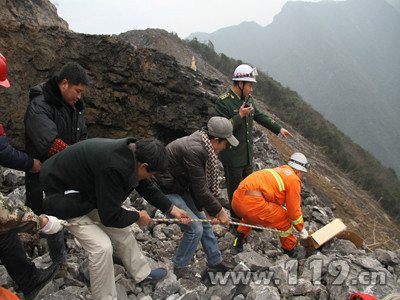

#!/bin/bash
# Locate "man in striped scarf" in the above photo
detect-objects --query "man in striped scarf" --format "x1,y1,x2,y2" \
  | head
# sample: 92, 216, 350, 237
154, 116, 239, 279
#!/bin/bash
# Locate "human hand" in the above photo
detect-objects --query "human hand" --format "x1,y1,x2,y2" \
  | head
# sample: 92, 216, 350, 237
299, 228, 309, 239
39, 215, 63, 234
280, 128, 293, 138
204, 209, 219, 225
216, 208, 229, 225
30, 159, 42, 173
239, 102, 253, 118
170, 205, 191, 224
138, 210, 151, 227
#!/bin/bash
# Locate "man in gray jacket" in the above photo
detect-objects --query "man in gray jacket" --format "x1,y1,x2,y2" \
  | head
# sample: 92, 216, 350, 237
154, 116, 238, 279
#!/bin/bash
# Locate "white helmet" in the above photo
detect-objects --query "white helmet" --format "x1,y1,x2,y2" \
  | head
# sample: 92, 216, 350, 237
288, 152, 310, 173
232, 64, 257, 82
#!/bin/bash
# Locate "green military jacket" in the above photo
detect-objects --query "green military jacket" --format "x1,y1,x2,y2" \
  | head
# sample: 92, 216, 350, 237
215, 88, 282, 167
0, 193, 42, 234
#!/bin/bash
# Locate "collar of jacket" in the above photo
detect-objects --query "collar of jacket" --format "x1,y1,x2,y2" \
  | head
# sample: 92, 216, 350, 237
43, 76, 85, 111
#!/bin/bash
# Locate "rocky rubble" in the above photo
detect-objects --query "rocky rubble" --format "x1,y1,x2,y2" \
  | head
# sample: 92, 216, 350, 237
0, 131, 399, 300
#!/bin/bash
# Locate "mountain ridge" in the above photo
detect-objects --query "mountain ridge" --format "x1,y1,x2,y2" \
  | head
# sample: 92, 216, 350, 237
189, 0, 400, 177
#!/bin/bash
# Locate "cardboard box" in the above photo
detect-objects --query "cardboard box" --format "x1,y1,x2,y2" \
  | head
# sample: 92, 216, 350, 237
301, 219, 348, 250
311, 219, 347, 248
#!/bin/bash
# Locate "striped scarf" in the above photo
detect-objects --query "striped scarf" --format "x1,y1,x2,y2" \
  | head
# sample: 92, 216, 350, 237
200, 130, 221, 198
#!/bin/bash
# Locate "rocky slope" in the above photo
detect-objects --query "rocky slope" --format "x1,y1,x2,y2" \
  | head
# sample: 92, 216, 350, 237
0, 0, 399, 299
118, 28, 400, 252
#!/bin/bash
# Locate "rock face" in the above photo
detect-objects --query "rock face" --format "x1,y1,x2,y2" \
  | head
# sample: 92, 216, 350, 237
118, 29, 228, 85
0, 22, 223, 149
0, 0, 68, 29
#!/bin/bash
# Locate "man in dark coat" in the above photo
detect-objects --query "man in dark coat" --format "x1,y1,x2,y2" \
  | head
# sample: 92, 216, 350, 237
40, 137, 190, 300
24, 62, 89, 265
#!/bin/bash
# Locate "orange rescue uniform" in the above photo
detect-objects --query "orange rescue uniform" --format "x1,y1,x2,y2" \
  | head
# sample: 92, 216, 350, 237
231, 165, 304, 251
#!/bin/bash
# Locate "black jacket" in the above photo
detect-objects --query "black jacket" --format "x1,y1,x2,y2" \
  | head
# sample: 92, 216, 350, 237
24, 76, 87, 161
154, 131, 222, 217
41, 138, 173, 227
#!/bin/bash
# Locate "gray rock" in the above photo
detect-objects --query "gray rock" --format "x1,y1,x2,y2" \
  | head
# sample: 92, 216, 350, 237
153, 273, 180, 299
374, 248, 400, 266
233, 251, 271, 271
246, 284, 280, 300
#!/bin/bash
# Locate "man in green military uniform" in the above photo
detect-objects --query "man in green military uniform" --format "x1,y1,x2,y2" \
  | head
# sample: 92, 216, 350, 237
215, 64, 292, 222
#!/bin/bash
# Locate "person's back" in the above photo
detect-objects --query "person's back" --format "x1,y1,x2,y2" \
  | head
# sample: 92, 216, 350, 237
156, 131, 223, 215
231, 153, 309, 256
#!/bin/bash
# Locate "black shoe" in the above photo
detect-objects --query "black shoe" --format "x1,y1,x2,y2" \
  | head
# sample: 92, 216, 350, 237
283, 245, 306, 260
208, 258, 234, 272
173, 266, 193, 279
24, 265, 59, 300
232, 231, 246, 253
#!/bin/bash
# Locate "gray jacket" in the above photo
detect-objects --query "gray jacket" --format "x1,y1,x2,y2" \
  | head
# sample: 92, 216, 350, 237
154, 131, 222, 217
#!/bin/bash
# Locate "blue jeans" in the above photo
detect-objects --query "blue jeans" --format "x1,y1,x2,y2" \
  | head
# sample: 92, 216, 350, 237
46, 228, 66, 265
166, 191, 222, 268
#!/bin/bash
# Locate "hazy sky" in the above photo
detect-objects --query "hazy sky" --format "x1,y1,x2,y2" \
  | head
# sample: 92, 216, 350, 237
50, 0, 328, 39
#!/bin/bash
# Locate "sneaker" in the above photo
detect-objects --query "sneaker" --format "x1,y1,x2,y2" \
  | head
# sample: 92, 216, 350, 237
173, 266, 193, 279
232, 231, 246, 253
139, 267, 168, 286
23, 265, 59, 300
208, 258, 234, 272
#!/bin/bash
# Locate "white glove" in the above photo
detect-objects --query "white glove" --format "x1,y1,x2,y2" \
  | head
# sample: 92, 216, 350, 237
299, 228, 309, 239
40, 215, 63, 234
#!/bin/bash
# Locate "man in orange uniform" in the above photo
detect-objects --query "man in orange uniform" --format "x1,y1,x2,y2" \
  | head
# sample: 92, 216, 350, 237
231, 152, 310, 257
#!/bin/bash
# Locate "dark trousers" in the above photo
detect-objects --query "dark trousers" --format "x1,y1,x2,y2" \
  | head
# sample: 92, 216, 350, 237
0, 232, 39, 294
223, 164, 253, 221
25, 172, 66, 265
25, 172, 43, 215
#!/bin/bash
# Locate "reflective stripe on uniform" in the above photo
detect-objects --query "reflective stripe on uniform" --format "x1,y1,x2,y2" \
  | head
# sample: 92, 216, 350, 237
291, 215, 303, 225
278, 225, 294, 237
266, 169, 285, 191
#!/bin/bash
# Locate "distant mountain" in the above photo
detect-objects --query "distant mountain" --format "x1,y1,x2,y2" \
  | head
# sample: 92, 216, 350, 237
189, 0, 400, 176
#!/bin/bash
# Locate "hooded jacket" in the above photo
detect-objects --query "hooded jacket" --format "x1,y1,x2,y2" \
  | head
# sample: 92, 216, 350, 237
24, 76, 87, 161
154, 131, 223, 217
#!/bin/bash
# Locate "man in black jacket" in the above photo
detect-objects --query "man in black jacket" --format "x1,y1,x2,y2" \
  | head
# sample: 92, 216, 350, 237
24, 62, 89, 266
40, 137, 190, 300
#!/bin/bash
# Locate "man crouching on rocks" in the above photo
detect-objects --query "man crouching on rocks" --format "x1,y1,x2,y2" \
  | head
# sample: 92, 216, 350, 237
154, 116, 237, 279
40, 137, 190, 300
